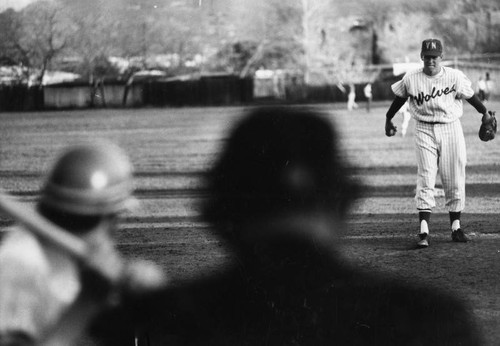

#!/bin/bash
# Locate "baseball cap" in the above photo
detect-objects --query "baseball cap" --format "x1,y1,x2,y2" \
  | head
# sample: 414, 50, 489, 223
421, 39, 443, 57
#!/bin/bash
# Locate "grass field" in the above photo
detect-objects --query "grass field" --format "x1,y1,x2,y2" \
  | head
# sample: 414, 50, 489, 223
1, 100, 499, 345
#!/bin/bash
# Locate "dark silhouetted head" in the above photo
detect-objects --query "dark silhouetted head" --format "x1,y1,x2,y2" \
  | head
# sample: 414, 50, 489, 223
203, 106, 359, 242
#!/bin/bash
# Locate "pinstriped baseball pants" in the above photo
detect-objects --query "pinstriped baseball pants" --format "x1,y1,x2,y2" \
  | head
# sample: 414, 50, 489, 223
414, 120, 466, 212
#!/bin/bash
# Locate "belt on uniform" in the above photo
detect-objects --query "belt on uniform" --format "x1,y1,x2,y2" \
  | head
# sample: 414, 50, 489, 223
418, 120, 443, 125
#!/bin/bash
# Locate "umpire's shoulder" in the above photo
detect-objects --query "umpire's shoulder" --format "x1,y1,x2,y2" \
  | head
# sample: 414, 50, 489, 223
380, 275, 482, 345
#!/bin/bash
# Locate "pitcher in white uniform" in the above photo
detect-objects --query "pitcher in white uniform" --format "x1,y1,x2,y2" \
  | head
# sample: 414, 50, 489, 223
384, 38, 494, 248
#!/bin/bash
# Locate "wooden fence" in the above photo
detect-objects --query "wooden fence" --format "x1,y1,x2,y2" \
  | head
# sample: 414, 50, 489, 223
0, 64, 498, 112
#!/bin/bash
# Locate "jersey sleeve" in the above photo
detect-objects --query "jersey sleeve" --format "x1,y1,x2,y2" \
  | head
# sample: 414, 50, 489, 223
455, 71, 474, 99
391, 78, 408, 98
0, 230, 48, 338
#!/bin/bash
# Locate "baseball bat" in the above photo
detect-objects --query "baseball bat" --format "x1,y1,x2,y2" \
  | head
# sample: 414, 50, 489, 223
0, 191, 88, 259
0, 190, 167, 291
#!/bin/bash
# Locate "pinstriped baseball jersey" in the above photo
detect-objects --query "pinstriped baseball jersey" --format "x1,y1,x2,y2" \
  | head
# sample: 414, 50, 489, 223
390, 65, 473, 214
391, 66, 474, 123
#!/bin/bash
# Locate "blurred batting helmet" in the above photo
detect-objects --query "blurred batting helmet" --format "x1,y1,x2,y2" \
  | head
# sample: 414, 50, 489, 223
39, 141, 135, 216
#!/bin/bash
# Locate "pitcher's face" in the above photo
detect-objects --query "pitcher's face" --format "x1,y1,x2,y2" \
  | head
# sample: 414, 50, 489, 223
421, 54, 442, 76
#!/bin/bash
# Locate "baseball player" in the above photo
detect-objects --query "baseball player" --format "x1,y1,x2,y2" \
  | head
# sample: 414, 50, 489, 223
364, 82, 373, 113
347, 83, 358, 111
95, 106, 482, 345
0, 142, 138, 345
399, 100, 411, 137
477, 76, 486, 101
385, 38, 494, 248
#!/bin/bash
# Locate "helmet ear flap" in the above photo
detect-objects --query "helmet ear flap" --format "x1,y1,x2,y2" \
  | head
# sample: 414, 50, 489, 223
40, 142, 135, 216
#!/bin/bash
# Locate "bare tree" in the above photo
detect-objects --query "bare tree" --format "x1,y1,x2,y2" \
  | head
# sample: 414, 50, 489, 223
61, 0, 126, 105
0, 10, 24, 62
0, 9, 30, 82
20, 0, 68, 86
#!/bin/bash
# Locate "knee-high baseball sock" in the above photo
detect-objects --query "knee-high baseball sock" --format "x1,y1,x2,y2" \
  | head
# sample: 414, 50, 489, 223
449, 211, 461, 231
419, 210, 431, 234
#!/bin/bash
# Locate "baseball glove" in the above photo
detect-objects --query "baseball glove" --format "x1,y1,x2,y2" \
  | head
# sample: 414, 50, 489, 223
479, 111, 497, 142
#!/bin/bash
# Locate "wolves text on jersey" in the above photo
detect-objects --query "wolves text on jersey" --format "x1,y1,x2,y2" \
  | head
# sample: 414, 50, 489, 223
410, 84, 457, 106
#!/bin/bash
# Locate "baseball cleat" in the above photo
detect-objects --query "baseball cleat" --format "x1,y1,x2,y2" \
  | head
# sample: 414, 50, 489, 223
417, 233, 429, 248
451, 229, 468, 243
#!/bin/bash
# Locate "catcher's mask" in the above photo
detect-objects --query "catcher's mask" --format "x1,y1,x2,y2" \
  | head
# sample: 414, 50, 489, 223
39, 141, 136, 217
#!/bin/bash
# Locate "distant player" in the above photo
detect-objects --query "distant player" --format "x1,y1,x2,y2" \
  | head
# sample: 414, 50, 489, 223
484, 72, 494, 102
399, 100, 411, 137
347, 83, 358, 111
477, 76, 486, 101
384, 38, 494, 248
364, 82, 373, 113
